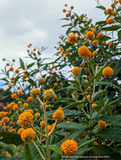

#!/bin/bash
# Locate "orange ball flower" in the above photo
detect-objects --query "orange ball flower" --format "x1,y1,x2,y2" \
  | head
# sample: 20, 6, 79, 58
98, 120, 107, 129
84, 67, 88, 72
106, 17, 114, 24
44, 125, 52, 133
72, 67, 81, 75
17, 90, 23, 96
106, 8, 112, 14
85, 31, 94, 40
68, 34, 77, 44
10, 102, 16, 108
92, 103, 98, 107
93, 141, 99, 145
52, 109, 64, 122
9, 67, 14, 71
87, 95, 90, 100
29, 109, 34, 114
102, 41, 106, 46
11, 93, 17, 99
2, 117, 9, 123
22, 74, 27, 79
92, 51, 98, 57
96, 32, 103, 39
66, 13, 70, 17
21, 128, 35, 142
18, 128, 24, 135
8, 84, 12, 88
13, 104, 18, 111
40, 120, 45, 128
118, 0, 121, 4
62, 9, 66, 12
92, 40, 98, 46
35, 113, 40, 118
17, 112, 33, 128
102, 67, 113, 78
27, 97, 33, 102
70, 6, 74, 9
15, 69, 19, 73
61, 140, 78, 156
78, 46, 91, 60
108, 42, 114, 48
23, 103, 29, 108
43, 89, 55, 101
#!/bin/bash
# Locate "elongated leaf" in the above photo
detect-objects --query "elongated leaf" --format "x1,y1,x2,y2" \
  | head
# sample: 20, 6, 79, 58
93, 90, 108, 99
0, 156, 20, 160
102, 25, 121, 31
96, 6, 106, 11
90, 60, 95, 74
78, 138, 97, 148
0, 132, 23, 146
96, 81, 121, 91
94, 145, 121, 160
56, 122, 83, 130
0, 141, 13, 156
27, 62, 35, 69
24, 143, 34, 160
95, 128, 121, 142
19, 58, 25, 70
41, 145, 63, 155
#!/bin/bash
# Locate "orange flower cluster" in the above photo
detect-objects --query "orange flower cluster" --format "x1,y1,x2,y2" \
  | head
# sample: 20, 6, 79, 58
0, 111, 8, 117
44, 125, 52, 133
17, 112, 33, 128
72, 67, 81, 75
13, 104, 18, 111
30, 88, 41, 98
8, 84, 12, 88
68, 34, 77, 44
106, 8, 112, 14
85, 31, 94, 40
96, 32, 103, 39
9, 67, 14, 71
27, 97, 33, 102
43, 89, 55, 101
92, 103, 98, 107
21, 128, 35, 142
61, 140, 78, 156
102, 67, 113, 78
98, 120, 107, 129
92, 40, 98, 46
40, 120, 45, 128
106, 17, 114, 24
35, 113, 40, 118
78, 46, 91, 60
18, 128, 24, 135
17, 90, 23, 96
92, 51, 98, 57
2, 117, 9, 123
52, 109, 64, 122
11, 93, 17, 99
22, 74, 27, 79
23, 103, 29, 108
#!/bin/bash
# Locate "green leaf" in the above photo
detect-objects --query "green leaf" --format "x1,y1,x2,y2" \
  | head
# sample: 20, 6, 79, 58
96, 81, 121, 91
95, 128, 121, 142
78, 138, 97, 148
0, 156, 20, 160
24, 143, 34, 160
56, 122, 83, 130
0, 132, 23, 146
41, 145, 63, 155
27, 62, 35, 69
93, 90, 108, 99
90, 60, 95, 74
96, 62, 107, 75
94, 145, 121, 160
105, 106, 112, 115
118, 30, 121, 39
102, 25, 121, 31
96, 5, 106, 11
19, 58, 25, 70
0, 141, 13, 156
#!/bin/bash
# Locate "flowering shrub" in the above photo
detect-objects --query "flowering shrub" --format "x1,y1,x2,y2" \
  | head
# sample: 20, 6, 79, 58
0, 1, 121, 160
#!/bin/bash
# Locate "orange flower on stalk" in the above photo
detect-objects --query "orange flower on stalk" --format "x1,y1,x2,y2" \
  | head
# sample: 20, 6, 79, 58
27, 97, 33, 102
98, 120, 107, 129
61, 140, 78, 156
22, 74, 27, 79
17, 90, 23, 96
92, 51, 98, 57
2, 117, 9, 123
52, 109, 64, 122
102, 67, 113, 78
96, 32, 103, 39
66, 13, 70, 17
23, 103, 29, 108
8, 84, 12, 88
44, 125, 52, 133
40, 121, 45, 128
21, 128, 35, 142
15, 69, 19, 73
85, 31, 94, 40
68, 34, 77, 44
11, 93, 17, 99
13, 104, 18, 111
18, 128, 24, 135
78, 46, 91, 60
9, 67, 14, 71
106, 8, 112, 14
72, 67, 81, 75
106, 17, 114, 24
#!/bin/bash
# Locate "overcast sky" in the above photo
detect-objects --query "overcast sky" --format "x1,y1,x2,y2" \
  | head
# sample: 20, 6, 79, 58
0, 0, 111, 87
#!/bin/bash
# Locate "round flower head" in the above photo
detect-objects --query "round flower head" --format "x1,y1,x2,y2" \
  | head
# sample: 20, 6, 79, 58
61, 140, 78, 156
68, 34, 77, 44
85, 31, 94, 40
92, 103, 98, 107
8, 84, 12, 88
52, 109, 64, 122
15, 69, 19, 73
21, 128, 35, 142
98, 120, 107, 129
13, 104, 18, 111
38, 77, 45, 85
66, 13, 70, 17
11, 93, 17, 99
17, 112, 33, 128
2, 117, 9, 123
102, 67, 113, 78
119, 0, 121, 4
35, 113, 40, 118
96, 32, 103, 39
18, 128, 24, 135
72, 67, 81, 75
27, 96, 33, 102
9, 67, 14, 71
10, 102, 16, 108
87, 95, 90, 100
17, 90, 23, 96
23, 103, 29, 108
22, 74, 27, 79
78, 46, 91, 60
40, 120, 45, 128
44, 89, 55, 101
106, 8, 112, 14
44, 125, 52, 133
92, 40, 98, 46
106, 18, 114, 24
92, 51, 98, 57
108, 42, 114, 48
93, 141, 99, 145
30, 88, 41, 98
102, 41, 106, 46
84, 67, 88, 72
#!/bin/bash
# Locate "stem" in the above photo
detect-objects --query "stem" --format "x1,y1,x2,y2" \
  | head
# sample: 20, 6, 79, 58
43, 105, 51, 160
32, 140, 46, 160
48, 120, 57, 137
